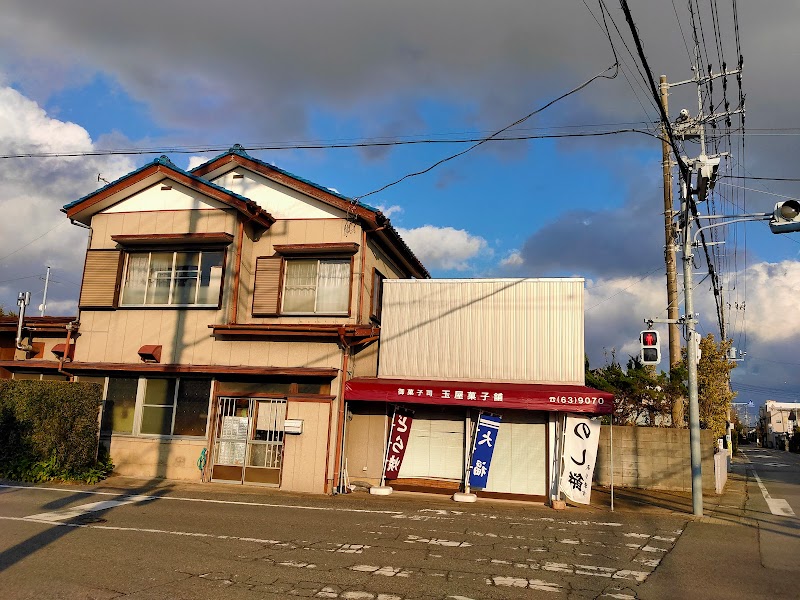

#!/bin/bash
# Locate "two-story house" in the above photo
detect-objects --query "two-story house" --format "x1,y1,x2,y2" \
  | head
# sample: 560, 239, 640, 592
2, 145, 427, 494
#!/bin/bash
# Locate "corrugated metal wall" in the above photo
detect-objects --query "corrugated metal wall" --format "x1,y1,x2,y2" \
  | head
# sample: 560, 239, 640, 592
379, 279, 584, 384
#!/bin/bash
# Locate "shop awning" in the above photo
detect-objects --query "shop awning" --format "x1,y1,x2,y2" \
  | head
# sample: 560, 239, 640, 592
345, 377, 613, 415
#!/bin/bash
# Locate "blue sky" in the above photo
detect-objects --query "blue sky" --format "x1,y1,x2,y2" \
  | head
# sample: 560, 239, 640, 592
1, 0, 799, 409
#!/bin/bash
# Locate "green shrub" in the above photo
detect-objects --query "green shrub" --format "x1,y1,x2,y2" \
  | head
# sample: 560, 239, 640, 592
0, 380, 112, 483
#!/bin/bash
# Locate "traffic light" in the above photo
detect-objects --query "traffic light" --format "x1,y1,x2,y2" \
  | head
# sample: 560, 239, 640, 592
640, 330, 661, 365
769, 199, 800, 234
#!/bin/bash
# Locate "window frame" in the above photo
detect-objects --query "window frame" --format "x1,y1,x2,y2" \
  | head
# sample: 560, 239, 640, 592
279, 255, 354, 316
119, 248, 227, 309
101, 376, 214, 439
370, 268, 386, 323
139, 378, 179, 437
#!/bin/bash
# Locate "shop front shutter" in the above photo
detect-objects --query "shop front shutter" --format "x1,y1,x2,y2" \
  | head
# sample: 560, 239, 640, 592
483, 412, 547, 496
79, 250, 123, 308
252, 256, 284, 315
398, 408, 465, 480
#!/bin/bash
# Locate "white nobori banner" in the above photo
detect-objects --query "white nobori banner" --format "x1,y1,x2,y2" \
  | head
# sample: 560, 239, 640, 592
559, 414, 601, 505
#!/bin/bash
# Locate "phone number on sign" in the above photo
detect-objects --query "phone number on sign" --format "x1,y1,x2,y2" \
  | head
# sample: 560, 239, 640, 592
549, 396, 605, 405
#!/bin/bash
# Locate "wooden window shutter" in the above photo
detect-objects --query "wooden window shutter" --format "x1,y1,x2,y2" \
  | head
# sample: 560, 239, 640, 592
79, 250, 123, 308
252, 256, 284, 315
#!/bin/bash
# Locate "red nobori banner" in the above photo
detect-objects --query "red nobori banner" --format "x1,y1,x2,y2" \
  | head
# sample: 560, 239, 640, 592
383, 406, 414, 480
346, 377, 613, 415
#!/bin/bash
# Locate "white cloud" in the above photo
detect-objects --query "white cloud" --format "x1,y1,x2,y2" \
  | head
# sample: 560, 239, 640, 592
734, 261, 800, 343
186, 155, 207, 171
0, 85, 135, 314
583, 261, 800, 405
375, 204, 403, 218
500, 251, 523, 268
397, 225, 488, 272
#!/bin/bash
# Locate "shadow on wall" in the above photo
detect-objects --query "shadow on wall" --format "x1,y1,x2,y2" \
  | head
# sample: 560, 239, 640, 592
594, 425, 716, 492
102, 437, 207, 481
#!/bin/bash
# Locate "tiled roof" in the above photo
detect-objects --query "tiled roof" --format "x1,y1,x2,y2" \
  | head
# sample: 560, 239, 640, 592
62, 155, 254, 212
190, 144, 380, 213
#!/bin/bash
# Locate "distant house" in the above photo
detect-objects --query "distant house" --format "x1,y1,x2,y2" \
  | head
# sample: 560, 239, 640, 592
760, 400, 800, 449
0, 145, 427, 494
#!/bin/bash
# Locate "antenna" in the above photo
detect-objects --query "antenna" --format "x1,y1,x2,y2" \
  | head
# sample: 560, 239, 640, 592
40, 266, 51, 317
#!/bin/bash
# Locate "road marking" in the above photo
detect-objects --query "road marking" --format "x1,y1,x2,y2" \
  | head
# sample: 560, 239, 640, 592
752, 471, 796, 517
0, 484, 401, 515
26, 496, 156, 522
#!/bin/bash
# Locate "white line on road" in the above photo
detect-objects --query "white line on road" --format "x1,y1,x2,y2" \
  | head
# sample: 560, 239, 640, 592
752, 471, 796, 517
26, 495, 156, 522
0, 484, 402, 515
0, 514, 289, 544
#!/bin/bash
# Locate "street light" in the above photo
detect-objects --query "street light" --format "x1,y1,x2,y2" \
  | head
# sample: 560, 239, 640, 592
676, 200, 800, 515
769, 200, 800, 234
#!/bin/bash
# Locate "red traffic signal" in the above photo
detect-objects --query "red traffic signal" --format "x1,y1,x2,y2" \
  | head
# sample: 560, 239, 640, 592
640, 330, 661, 365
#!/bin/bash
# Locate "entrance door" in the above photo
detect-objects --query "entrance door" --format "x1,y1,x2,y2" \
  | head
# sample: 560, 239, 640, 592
243, 398, 286, 485
210, 397, 287, 485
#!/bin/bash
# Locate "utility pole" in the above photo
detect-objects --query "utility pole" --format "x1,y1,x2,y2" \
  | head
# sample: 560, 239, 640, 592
660, 75, 683, 428
666, 54, 743, 517
679, 176, 704, 517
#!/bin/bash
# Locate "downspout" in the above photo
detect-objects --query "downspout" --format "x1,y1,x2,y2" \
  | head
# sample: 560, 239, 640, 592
57, 320, 80, 379
332, 327, 351, 494
59, 218, 93, 379
356, 229, 368, 321
70, 218, 92, 326
229, 219, 245, 324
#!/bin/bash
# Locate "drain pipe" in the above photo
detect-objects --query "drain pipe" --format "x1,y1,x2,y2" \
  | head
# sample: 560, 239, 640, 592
15, 292, 32, 352
57, 320, 80, 379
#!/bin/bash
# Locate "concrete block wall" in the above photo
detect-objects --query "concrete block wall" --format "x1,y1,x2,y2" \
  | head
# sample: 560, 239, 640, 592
594, 425, 716, 492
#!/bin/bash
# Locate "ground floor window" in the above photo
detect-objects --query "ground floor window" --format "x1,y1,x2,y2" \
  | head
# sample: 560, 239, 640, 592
101, 377, 212, 438
11, 372, 69, 381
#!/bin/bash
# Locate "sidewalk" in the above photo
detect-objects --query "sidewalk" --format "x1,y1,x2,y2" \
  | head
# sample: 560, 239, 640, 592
638, 458, 796, 600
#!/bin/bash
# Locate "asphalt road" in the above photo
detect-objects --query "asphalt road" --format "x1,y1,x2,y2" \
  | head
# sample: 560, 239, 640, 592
739, 445, 800, 573
0, 478, 689, 600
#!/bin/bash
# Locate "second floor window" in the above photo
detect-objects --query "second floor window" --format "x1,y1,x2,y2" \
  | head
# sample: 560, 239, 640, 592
121, 250, 224, 307
282, 258, 350, 314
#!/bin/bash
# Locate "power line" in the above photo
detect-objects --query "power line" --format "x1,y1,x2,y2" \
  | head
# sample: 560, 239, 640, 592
721, 175, 800, 182
353, 59, 621, 202
0, 128, 661, 161
0, 221, 68, 264
717, 181, 800, 203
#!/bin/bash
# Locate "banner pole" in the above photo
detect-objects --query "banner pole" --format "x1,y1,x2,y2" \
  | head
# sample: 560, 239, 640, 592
556, 413, 567, 501
379, 404, 395, 489
610, 421, 615, 512
464, 410, 481, 495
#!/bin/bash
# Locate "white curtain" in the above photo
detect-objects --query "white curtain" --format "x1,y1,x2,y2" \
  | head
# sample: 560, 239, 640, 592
283, 259, 317, 312
122, 254, 149, 304
316, 260, 349, 313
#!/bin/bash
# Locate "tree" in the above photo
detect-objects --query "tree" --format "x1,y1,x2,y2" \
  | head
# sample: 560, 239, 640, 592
696, 334, 737, 441
586, 352, 674, 426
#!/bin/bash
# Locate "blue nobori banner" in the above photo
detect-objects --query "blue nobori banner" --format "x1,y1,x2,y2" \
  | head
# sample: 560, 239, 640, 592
468, 413, 502, 489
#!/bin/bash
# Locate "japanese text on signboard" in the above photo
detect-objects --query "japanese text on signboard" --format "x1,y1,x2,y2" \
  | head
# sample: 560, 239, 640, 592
559, 414, 600, 505
383, 406, 414, 480
397, 387, 504, 402
468, 413, 502, 489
